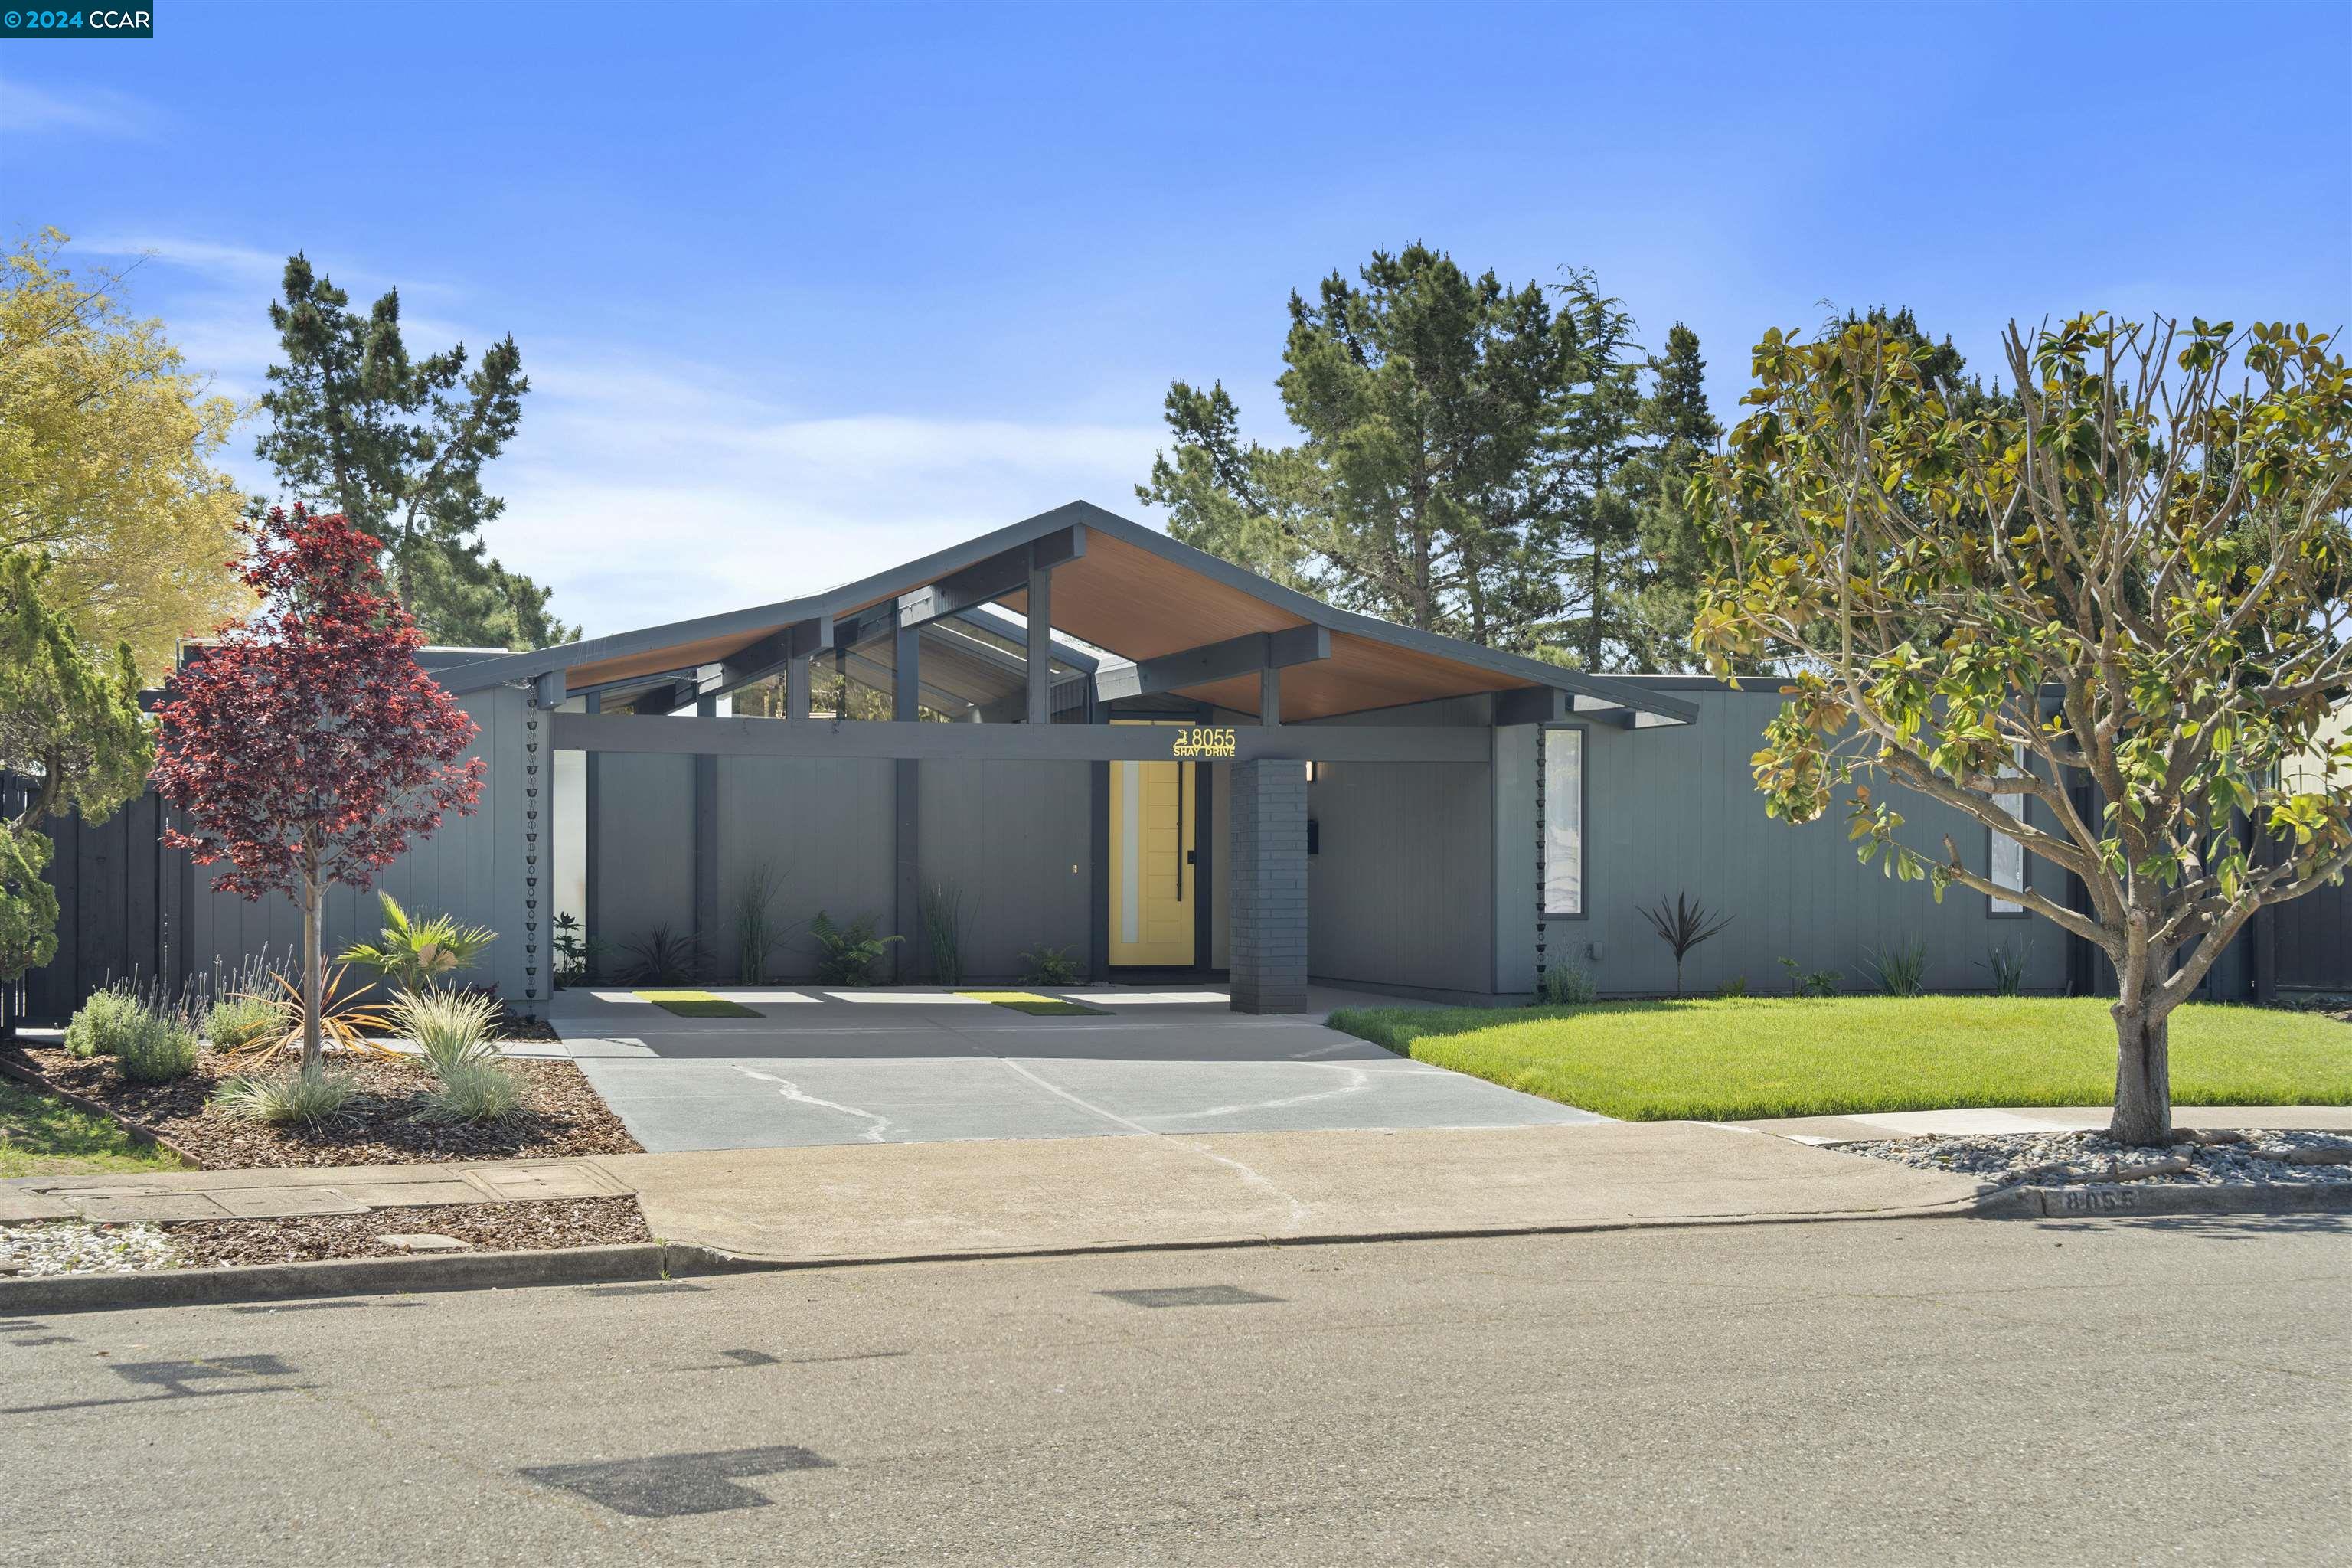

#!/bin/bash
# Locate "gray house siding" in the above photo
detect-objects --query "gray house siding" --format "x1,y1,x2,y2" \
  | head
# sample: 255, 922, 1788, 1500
180, 688, 531, 1007
915, 760, 1093, 980
1306, 761, 1496, 997
1514, 684, 2071, 999
592, 751, 697, 962
713, 756, 896, 981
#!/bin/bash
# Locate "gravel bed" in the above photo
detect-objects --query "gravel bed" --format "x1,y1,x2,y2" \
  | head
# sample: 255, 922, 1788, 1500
168, 1196, 652, 1269
0, 1220, 177, 1277
11, 1047, 640, 1168
1842, 1127, 2352, 1187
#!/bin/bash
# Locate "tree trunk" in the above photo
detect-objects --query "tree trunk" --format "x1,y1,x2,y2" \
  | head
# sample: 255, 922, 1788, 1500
301, 867, 325, 1080
2109, 998, 2173, 1146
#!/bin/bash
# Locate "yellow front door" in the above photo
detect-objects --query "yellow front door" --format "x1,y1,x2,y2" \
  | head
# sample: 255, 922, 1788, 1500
1109, 746, 1197, 967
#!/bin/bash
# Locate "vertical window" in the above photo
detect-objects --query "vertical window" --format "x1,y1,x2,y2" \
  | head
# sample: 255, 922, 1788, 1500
1990, 742, 2027, 915
1543, 727, 1583, 917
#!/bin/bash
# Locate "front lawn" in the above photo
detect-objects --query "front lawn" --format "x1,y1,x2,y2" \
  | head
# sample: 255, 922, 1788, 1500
0, 1074, 188, 1178
1327, 997, 2352, 1122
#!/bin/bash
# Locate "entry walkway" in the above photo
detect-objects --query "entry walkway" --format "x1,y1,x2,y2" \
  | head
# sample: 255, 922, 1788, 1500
544, 985, 1599, 1153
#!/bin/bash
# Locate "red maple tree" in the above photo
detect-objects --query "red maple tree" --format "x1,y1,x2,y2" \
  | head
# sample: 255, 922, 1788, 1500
152, 507, 485, 1073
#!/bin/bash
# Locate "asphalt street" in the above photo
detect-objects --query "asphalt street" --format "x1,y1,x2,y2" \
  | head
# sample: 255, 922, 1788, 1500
5, 1213, 2347, 1566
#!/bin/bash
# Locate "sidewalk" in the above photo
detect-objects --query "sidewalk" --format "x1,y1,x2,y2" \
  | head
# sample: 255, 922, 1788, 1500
7, 1122, 1984, 1249
593, 1121, 1988, 1262
1732, 1104, 2352, 1145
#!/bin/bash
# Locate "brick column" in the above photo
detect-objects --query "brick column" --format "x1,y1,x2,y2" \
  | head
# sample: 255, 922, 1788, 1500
1229, 759, 1308, 1014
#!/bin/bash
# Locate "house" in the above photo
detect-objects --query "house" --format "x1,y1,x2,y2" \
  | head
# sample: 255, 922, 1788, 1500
21, 499, 2305, 1021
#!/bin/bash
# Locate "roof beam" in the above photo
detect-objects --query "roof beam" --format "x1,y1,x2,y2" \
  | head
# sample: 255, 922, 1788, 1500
1093, 624, 1330, 705
894, 525, 1086, 633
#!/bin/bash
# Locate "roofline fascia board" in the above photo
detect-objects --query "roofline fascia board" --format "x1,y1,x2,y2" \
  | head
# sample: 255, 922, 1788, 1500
1047, 502, 1697, 724
1093, 625, 1331, 704
436, 501, 1105, 695
436, 497, 1694, 724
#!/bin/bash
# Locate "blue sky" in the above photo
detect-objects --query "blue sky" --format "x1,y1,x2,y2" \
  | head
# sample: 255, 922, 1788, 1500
5, 0, 2347, 639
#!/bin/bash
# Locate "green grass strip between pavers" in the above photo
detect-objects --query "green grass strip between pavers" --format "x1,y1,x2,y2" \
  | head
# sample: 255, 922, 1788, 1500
1325, 995, 2352, 1122
0, 1074, 185, 1179
635, 990, 764, 1018
958, 991, 1109, 1017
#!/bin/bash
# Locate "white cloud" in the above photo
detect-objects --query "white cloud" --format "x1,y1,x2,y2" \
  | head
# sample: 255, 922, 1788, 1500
0, 79, 154, 138
496, 364, 1169, 633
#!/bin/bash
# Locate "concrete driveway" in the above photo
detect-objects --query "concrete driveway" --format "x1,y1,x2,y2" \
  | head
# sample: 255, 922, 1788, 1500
547, 985, 1600, 1152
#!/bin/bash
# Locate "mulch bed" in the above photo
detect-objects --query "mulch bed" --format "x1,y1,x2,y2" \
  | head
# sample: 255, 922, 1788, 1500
167, 1195, 652, 1269
11, 1047, 640, 1169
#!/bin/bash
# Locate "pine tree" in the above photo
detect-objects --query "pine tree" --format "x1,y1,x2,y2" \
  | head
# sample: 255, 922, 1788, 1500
254, 255, 577, 652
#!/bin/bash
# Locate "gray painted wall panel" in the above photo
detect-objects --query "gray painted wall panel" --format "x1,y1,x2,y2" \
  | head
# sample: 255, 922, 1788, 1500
180, 691, 527, 1003
713, 756, 896, 980
1307, 761, 1494, 995
916, 761, 1093, 980
1529, 688, 2071, 998
593, 750, 696, 960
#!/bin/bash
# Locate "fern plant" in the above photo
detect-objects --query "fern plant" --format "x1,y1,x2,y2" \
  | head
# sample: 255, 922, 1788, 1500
810, 911, 900, 985
1018, 943, 1081, 986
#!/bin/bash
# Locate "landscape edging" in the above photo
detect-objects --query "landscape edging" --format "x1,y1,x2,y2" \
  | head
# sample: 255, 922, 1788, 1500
0, 1050, 207, 1170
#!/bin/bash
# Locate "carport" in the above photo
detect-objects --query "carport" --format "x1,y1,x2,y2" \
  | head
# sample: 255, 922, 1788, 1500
436, 502, 1694, 1017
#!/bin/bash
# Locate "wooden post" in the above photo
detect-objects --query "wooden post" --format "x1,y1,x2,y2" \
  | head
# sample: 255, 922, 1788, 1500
1259, 665, 1282, 727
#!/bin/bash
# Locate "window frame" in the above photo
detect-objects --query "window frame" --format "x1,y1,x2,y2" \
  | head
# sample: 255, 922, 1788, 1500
1539, 721, 1589, 921
1988, 741, 2031, 918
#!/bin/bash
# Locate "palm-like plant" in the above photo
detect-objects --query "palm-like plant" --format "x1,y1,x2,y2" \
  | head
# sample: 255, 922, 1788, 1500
1637, 891, 1736, 998
339, 892, 498, 991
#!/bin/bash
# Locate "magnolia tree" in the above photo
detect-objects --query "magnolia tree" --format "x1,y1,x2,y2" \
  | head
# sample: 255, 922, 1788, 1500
1693, 315, 2352, 1145
152, 508, 485, 1075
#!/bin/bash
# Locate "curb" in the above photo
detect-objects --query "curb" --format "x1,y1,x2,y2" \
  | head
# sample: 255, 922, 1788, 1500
0, 1240, 786, 1315
2007, 1181, 2352, 1220
0, 1052, 206, 1170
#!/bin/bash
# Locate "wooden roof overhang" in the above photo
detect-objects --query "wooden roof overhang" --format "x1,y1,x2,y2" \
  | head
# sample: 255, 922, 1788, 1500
439, 501, 1695, 728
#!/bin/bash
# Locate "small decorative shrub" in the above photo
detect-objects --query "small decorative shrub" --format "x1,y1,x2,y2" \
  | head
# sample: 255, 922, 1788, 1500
622, 923, 702, 985
1715, 975, 1751, 998
214, 1067, 361, 1128
338, 891, 498, 991
117, 1011, 202, 1083
1537, 964, 1597, 1005
1637, 891, 1735, 998
202, 993, 284, 1055
1777, 957, 1842, 998
412, 1060, 524, 1124
390, 987, 500, 1073
732, 862, 789, 984
920, 880, 969, 986
1018, 943, 1082, 986
63, 983, 147, 1058
810, 911, 900, 985
1980, 943, 2027, 997
1866, 936, 1929, 997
